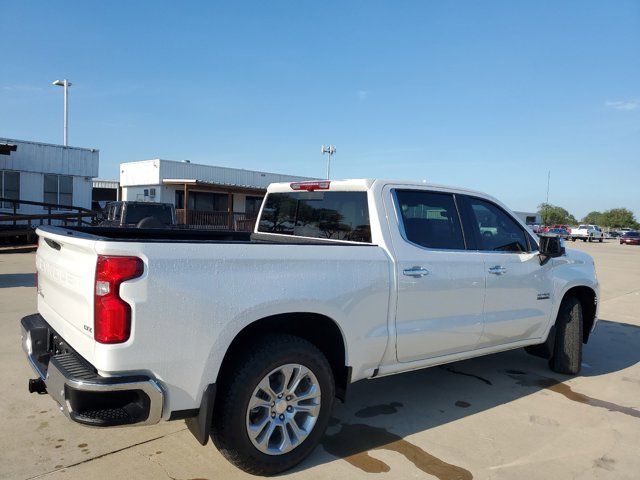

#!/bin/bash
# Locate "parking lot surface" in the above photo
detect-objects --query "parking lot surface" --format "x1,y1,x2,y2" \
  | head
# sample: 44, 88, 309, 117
1, 240, 639, 480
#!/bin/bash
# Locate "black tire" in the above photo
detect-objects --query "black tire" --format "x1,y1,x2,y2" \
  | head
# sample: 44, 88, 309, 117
571, 238, 576, 242
549, 297, 583, 374
599, 237, 603, 243
211, 334, 335, 475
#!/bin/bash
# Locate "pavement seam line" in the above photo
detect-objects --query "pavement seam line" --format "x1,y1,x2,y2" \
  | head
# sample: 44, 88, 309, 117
24, 427, 188, 479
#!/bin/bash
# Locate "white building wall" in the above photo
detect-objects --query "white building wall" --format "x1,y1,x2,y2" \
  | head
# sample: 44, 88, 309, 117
120, 159, 311, 190
0, 139, 99, 218
119, 159, 311, 214
0, 138, 98, 177
119, 159, 161, 187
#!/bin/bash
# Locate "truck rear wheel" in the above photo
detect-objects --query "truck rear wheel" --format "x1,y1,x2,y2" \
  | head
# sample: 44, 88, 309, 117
549, 297, 583, 375
211, 334, 335, 475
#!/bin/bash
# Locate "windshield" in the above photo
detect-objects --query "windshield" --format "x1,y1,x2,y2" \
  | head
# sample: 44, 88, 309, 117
623, 231, 639, 237
124, 204, 174, 225
258, 191, 371, 242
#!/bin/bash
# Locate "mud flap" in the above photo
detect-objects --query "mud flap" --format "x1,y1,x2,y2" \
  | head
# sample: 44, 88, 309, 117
186, 384, 217, 446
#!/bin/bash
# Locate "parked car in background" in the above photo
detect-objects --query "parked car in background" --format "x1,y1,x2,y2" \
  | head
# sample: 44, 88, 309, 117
99, 201, 176, 228
620, 231, 640, 245
546, 227, 571, 239
570, 224, 604, 243
23, 179, 599, 474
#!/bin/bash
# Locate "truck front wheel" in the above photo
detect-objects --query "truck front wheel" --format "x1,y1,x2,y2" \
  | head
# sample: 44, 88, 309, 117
549, 297, 583, 375
211, 334, 335, 475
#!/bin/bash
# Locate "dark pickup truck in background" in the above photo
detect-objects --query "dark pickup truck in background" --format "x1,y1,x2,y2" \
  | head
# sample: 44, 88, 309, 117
98, 201, 176, 228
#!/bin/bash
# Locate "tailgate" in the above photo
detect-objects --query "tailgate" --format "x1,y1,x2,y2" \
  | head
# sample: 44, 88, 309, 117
36, 227, 98, 352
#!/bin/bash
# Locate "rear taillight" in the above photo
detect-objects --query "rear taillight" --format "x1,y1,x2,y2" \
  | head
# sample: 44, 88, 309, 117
94, 255, 144, 344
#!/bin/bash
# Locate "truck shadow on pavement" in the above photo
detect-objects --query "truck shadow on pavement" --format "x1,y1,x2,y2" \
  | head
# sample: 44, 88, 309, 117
291, 319, 640, 479
0, 272, 36, 288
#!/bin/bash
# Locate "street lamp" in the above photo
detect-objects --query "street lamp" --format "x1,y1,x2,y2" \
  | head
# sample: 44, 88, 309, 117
52, 79, 72, 146
321, 144, 336, 179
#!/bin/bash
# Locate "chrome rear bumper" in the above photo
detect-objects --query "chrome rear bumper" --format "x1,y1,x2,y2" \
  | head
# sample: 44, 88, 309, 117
21, 314, 163, 427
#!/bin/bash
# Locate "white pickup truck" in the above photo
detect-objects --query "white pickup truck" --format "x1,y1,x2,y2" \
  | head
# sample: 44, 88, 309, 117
570, 224, 604, 242
22, 179, 599, 475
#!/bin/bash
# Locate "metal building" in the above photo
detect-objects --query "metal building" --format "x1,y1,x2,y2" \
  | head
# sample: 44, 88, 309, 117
0, 138, 98, 221
120, 159, 312, 230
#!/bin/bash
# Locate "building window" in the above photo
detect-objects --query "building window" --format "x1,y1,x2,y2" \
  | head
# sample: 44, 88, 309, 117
187, 192, 229, 212
245, 196, 264, 216
44, 174, 73, 208
175, 190, 184, 209
1, 170, 20, 208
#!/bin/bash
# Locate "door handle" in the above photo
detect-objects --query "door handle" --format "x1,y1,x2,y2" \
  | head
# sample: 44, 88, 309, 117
403, 266, 430, 278
488, 265, 507, 275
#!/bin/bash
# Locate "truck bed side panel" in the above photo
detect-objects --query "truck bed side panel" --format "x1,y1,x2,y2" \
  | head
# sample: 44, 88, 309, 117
90, 241, 391, 414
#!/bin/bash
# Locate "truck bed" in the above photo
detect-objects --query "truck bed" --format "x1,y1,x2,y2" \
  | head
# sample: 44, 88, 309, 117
42, 226, 376, 246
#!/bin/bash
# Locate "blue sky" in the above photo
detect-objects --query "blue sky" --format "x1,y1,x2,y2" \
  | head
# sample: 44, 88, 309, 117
1, 1, 638, 218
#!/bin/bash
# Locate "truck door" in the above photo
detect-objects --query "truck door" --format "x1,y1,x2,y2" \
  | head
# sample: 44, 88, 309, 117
457, 195, 554, 347
384, 187, 486, 362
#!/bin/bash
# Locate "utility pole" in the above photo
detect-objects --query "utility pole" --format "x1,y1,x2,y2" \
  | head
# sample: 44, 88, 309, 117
321, 145, 336, 179
52, 79, 72, 146
546, 170, 551, 204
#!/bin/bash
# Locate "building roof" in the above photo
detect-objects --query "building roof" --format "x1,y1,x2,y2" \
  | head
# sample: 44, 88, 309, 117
163, 178, 267, 194
0, 137, 99, 153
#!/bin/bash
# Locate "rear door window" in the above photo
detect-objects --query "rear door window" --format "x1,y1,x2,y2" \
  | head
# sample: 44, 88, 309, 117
394, 190, 465, 250
258, 191, 371, 242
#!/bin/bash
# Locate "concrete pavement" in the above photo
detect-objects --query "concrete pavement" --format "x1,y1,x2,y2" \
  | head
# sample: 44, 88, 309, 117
1, 240, 639, 480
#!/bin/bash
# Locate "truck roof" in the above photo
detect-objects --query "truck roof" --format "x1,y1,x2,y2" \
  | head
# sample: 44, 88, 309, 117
266, 178, 489, 198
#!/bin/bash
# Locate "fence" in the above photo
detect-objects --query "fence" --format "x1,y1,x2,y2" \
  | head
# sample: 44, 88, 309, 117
176, 209, 256, 231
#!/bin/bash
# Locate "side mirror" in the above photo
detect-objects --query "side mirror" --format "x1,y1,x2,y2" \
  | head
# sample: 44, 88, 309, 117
538, 235, 565, 265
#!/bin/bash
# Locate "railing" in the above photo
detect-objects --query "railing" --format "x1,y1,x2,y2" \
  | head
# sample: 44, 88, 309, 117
176, 209, 257, 231
0, 197, 97, 233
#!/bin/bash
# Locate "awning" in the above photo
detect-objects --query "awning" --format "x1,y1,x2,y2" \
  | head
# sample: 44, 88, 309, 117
162, 179, 266, 195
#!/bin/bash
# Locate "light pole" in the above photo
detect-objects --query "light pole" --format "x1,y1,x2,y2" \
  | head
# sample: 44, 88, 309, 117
321, 145, 336, 179
52, 79, 72, 146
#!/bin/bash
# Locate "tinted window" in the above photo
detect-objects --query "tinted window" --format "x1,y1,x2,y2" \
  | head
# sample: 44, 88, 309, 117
463, 197, 529, 252
623, 231, 639, 237
395, 190, 465, 250
245, 196, 264, 216
187, 192, 228, 212
258, 191, 371, 242
2, 171, 20, 208
43, 174, 58, 205
59, 175, 73, 208
124, 204, 173, 225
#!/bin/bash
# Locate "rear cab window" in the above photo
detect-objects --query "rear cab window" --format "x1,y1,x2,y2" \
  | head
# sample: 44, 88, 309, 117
124, 204, 174, 225
258, 191, 371, 242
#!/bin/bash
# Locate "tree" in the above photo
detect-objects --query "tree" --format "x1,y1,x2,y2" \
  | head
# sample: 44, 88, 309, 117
582, 211, 605, 225
538, 203, 576, 226
600, 208, 639, 229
